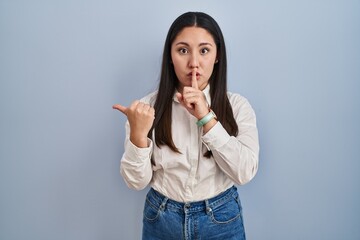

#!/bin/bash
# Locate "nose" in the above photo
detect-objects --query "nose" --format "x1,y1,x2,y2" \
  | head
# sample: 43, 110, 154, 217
189, 52, 199, 68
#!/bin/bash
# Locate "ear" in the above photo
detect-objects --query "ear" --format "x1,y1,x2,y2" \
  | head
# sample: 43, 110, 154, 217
215, 59, 219, 64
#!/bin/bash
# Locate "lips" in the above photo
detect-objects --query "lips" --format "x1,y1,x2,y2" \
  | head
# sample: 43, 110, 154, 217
187, 72, 200, 77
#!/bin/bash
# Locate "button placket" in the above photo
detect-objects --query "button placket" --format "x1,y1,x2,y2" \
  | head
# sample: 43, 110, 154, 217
205, 199, 212, 215
184, 203, 191, 212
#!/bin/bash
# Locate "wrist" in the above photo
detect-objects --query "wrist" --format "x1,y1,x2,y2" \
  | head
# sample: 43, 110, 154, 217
130, 134, 149, 148
196, 109, 217, 127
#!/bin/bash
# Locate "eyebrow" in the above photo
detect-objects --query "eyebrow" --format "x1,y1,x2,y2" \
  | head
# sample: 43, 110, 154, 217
175, 42, 213, 47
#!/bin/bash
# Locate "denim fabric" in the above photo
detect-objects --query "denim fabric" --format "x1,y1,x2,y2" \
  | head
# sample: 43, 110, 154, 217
142, 186, 246, 240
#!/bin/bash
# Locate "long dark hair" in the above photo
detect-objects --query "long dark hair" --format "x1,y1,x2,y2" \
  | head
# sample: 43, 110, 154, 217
148, 12, 238, 156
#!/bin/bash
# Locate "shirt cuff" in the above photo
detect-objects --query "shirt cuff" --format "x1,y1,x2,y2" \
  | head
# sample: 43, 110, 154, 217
124, 138, 153, 162
202, 122, 230, 150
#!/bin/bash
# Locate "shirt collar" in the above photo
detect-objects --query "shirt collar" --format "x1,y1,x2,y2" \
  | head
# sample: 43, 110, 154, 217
173, 84, 211, 106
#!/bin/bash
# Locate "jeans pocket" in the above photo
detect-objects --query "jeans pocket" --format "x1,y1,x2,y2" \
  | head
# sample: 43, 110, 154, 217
209, 196, 242, 224
143, 198, 161, 222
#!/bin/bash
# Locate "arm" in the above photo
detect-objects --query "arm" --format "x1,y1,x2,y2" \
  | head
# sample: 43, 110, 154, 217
120, 121, 153, 190
202, 96, 259, 185
113, 100, 155, 190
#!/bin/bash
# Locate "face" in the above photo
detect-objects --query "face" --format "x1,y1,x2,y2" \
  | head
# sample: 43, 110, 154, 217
171, 26, 218, 92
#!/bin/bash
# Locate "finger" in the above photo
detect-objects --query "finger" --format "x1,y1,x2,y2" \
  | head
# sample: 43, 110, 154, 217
184, 97, 195, 110
176, 92, 183, 103
127, 100, 140, 112
112, 104, 128, 115
142, 104, 151, 112
149, 107, 155, 118
150, 107, 155, 115
176, 92, 190, 109
192, 69, 198, 89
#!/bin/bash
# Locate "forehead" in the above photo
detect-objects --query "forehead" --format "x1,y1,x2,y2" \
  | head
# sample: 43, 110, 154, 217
173, 26, 215, 45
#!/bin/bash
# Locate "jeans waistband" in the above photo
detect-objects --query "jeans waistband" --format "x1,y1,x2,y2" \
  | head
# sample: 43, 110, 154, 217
146, 186, 239, 213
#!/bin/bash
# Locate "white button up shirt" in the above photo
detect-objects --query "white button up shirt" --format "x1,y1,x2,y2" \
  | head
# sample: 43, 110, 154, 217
120, 85, 259, 202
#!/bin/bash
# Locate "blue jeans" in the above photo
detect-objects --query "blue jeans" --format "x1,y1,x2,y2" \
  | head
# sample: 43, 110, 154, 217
142, 186, 246, 240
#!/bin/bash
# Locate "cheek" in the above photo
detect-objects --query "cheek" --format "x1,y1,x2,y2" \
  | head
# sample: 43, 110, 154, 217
170, 58, 184, 81
172, 62, 181, 77
204, 62, 215, 76
171, 55, 184, 70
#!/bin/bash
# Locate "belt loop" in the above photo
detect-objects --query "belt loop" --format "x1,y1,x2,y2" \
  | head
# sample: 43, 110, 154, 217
159, 197, 168, 211
205, 199, 212, 215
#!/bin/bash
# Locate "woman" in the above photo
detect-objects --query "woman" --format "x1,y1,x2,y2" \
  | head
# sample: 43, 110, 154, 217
113, 12, 259, 240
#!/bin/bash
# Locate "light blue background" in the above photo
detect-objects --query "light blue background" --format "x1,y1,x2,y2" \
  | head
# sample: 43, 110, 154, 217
1, 0, 359, 239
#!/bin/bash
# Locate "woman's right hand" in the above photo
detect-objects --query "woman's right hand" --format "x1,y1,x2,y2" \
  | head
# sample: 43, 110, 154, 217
113, 100, 155, 148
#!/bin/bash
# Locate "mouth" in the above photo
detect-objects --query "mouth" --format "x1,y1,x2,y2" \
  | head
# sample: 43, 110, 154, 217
187, 72, 200, 78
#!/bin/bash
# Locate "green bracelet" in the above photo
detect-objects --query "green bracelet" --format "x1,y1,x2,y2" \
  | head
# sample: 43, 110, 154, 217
196, 110, 216, 127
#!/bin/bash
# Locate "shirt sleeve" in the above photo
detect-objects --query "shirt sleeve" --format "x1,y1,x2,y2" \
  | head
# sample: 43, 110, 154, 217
201, 95, 259, 185
120, 120, 153, 190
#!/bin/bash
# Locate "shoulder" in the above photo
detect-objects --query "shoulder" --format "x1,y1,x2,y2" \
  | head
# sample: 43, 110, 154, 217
227, 91, 256, 116
227, 91, 251, 107
139, 91, 158, 106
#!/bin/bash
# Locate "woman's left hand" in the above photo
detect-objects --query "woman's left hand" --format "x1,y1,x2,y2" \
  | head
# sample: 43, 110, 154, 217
176, 69, 210, 120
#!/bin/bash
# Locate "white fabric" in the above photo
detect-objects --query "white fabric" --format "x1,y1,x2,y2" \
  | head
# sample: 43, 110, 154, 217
120, 84, 259, 202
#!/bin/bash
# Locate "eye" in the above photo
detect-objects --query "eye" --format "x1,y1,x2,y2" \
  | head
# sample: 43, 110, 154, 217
178, 48, 188, 54
200, 48, 209, 55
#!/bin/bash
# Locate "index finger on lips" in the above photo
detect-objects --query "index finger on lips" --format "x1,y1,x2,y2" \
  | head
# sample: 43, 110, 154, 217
191, 69, 198, 89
